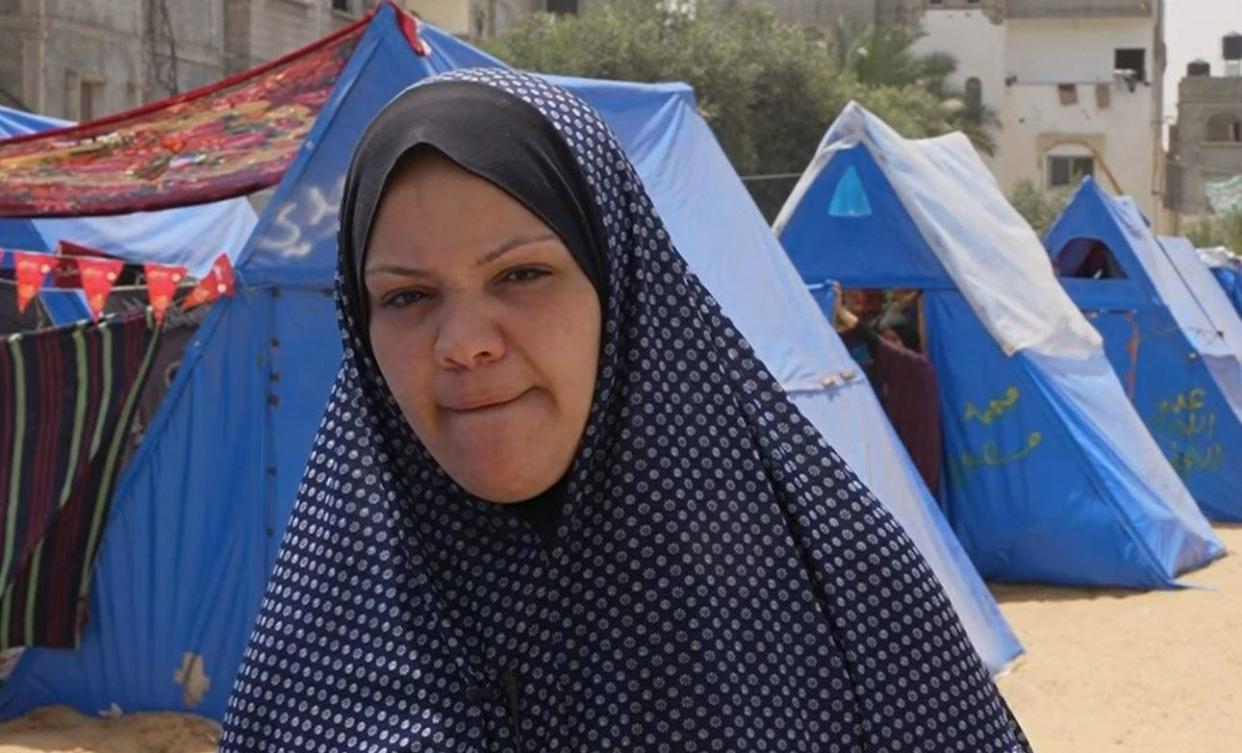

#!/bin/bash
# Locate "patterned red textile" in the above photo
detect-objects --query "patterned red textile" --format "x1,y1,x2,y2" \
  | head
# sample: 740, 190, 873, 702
0, 5, 422, 218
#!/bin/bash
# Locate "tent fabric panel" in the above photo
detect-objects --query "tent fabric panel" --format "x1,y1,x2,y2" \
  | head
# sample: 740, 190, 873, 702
31, 204, 257, 279
1022, 346, 1223, 576
0, 106, 69, 136
1091, 308, 1242, 521
1159, 236, 1242, 360
923, 291, 1220, 586
1204, 260, 1242, 318
775, 145, 954, 291
265, 290, 342, 560
1217, 269, 1242, 316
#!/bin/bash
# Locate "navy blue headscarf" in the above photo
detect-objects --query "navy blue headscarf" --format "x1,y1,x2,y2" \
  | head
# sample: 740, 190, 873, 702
220, 69, 1027, 752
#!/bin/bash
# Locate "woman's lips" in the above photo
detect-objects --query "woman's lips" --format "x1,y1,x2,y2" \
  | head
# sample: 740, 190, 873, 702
440, 388, 530, 413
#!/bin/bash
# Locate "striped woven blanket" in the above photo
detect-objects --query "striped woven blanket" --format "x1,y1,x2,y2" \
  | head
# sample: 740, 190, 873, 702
0, 312, 159, 649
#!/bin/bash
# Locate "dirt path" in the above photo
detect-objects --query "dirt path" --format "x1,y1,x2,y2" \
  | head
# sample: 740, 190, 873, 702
0, 705, 217, 752
995, 524, 1242, 753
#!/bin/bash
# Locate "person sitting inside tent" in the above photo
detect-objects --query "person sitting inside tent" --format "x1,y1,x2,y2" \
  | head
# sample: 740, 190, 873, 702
219, 69, 1029, 752
834, 284, 944, 494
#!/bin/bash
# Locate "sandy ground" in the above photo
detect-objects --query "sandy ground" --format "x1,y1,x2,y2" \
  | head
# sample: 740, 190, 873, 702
0, 527, 1237, 752
995, 524, 1242, 753
0, 706, 217, 752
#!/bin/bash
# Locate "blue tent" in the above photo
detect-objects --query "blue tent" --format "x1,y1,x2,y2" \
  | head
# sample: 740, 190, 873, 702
775, 103, 1222, 588
1199, 246, 1242, 319
0, 6, 1018, 721
1045, 180, 1242, 521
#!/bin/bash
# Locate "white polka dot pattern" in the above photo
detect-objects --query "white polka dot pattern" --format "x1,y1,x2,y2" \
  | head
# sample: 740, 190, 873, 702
219, 69, 1027, 752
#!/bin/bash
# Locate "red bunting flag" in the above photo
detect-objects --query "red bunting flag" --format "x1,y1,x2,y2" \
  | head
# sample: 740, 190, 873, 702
12, 252, 54, 314
182, 253, 236, 312
143, 263, 188, 325
77, 256, 125, 320
53, 240, 112, 288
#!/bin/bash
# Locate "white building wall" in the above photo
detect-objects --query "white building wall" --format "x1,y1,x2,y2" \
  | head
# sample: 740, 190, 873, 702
1004, 17, 1159, 218
912, 10, 1162, 222
912, 9, 1006, 172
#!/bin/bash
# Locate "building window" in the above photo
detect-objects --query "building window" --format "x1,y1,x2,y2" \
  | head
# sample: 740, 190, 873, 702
964, 77, 982, 116
1206, 112, 1242, 143
546, 0, 578, 12
66, 72, 105, 121
80, 79, 105, 121
473, 4, 486, 37
1114, 48, 1146, 84
331, 0, 351, 13
1047, 155, 1094, 189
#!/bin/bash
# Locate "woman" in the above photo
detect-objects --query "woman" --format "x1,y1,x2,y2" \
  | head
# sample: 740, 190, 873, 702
220, 68, 1028, 752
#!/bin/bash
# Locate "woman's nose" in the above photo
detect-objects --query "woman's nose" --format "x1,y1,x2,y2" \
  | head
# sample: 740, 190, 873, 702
432, 299, 506, 370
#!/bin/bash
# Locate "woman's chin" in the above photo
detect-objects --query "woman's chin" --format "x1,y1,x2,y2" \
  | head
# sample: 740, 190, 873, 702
457, 468, 562, 504
439, 442, 566, 503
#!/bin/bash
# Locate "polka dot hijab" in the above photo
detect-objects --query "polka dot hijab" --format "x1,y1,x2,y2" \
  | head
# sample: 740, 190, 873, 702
220, 69, 1029, 752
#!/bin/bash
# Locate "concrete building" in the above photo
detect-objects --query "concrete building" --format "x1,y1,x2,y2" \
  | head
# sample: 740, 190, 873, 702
408, 0, 547, 39
223, 0, 379, 75
0, 0, 374, 121
1166, 35, 1242, 218
751, 0, 1167, 226
905, 0, 1167, 226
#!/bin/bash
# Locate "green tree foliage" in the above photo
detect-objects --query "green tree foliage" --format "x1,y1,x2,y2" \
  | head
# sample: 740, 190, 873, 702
486, 0, 1000, 218
824, 19, 999, 155
1184, 211, 1242, 254
1008, 178, 1071, 238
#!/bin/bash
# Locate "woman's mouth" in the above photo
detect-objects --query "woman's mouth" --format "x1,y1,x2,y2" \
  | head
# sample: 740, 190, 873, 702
441, 388, 531, 413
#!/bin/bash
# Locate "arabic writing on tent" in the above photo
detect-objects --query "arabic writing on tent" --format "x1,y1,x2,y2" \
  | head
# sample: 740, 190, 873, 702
1151, 387, 1224, 476
956, 385, 1044, 477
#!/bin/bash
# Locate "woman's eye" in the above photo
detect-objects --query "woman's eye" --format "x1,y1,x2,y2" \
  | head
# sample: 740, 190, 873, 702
380, 290, 428, 309
500, 267, 550, 284
502, 268, 545, 283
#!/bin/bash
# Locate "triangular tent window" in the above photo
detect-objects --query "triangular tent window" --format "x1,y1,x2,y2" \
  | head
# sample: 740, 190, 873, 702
828, 165, 872, 217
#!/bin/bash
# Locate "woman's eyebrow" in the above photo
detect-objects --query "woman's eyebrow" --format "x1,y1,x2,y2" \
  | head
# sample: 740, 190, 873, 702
475, 232, 558, 266
365, 263, 427, 278
365, 232, 559, 278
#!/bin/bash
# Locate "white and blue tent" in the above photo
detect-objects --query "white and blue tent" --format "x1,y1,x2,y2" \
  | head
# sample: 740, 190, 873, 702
1198, 246, 1242, 322
0, 105, 257, 322
775, 102, 1222, 588
1045, 180, 1242, 521
0, 6, 1018, 721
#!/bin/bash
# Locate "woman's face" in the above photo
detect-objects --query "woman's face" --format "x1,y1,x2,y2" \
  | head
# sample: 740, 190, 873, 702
364, 151, 602, 503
